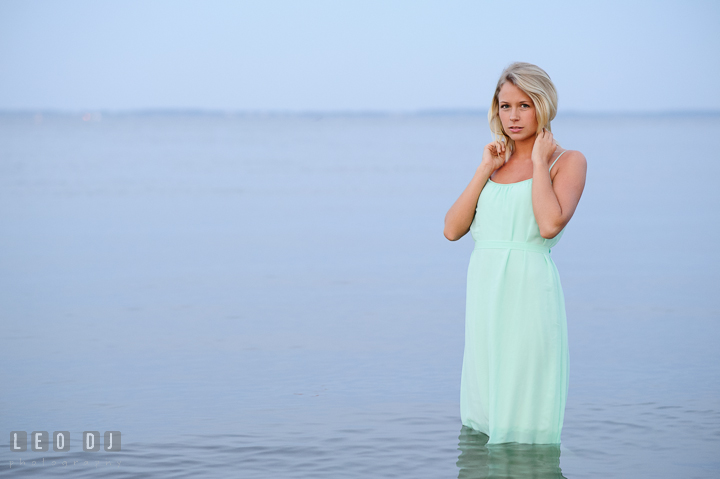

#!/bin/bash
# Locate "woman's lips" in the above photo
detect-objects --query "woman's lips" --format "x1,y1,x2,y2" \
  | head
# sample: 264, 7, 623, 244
508, 127, 523, 133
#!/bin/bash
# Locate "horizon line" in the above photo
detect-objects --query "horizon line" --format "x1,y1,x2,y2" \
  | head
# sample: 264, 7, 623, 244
1, 108, 719, 117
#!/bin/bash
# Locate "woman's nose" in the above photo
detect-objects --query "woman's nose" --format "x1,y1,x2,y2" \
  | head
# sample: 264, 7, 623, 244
509, 108, 520, 120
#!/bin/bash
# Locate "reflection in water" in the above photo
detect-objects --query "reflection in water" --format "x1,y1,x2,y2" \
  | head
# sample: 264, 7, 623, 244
457, 426, 567, 479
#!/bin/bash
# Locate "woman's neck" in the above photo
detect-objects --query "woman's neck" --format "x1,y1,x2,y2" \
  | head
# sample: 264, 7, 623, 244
511, 135, 536, 161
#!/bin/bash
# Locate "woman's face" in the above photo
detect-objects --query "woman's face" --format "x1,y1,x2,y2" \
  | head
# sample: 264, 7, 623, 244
497, 81, 538, 142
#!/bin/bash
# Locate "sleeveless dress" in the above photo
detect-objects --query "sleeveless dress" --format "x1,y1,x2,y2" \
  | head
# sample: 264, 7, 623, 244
460, 151, 569, 445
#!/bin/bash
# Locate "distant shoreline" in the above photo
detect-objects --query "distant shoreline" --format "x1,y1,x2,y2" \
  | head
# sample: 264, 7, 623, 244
1, 109, 719, 119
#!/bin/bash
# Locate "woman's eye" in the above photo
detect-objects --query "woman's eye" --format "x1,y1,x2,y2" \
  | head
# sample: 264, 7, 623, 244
521, 104, 530, 108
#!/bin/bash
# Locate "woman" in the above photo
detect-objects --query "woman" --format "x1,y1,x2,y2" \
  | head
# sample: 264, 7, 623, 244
444, 62, 587, 444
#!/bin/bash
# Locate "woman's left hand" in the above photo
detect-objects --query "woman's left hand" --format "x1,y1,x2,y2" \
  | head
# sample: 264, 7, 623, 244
531, 128, 557, 165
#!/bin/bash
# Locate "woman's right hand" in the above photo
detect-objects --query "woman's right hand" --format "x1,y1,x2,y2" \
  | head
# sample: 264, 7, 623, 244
481, 139, 506, 173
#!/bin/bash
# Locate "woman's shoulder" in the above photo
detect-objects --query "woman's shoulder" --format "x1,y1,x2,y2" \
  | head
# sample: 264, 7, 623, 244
554, 148, 587, 167
556, 147, 585, 159
551, 148, 587, 179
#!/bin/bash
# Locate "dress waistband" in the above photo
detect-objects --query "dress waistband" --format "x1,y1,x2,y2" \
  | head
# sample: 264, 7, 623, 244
474, 240, 551, 254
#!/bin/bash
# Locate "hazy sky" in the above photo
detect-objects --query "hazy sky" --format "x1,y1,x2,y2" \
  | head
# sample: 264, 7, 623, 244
1, 0, 718, 112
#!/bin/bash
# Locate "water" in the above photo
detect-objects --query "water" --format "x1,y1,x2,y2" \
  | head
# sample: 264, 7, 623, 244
1, 112, 718, 478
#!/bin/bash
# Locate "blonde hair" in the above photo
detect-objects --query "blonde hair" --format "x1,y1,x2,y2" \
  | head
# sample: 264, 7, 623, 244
488, 62, 559, 157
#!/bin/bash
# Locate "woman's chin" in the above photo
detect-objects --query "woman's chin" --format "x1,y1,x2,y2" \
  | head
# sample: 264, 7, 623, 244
506, 133, 531, 142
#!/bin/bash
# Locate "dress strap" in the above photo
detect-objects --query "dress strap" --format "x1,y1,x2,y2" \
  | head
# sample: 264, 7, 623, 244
548, 150, 567, 172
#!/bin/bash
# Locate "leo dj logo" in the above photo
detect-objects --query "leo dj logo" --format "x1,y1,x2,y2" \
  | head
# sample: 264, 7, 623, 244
10, 431, 121, 452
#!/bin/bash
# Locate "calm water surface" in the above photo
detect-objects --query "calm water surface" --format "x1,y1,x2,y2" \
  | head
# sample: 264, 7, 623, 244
1, 112, 718, 478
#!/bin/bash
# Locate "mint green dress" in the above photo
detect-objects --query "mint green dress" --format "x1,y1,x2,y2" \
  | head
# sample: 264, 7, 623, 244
460, 151, 569, 445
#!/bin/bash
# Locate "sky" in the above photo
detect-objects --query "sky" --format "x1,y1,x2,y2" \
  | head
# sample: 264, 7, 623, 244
0, 0, 719, 113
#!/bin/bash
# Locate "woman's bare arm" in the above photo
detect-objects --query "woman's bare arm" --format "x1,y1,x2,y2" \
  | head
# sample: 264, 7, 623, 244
444, 141, 506, 241
530, 131, 587, 239
443, 164, 495, 241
